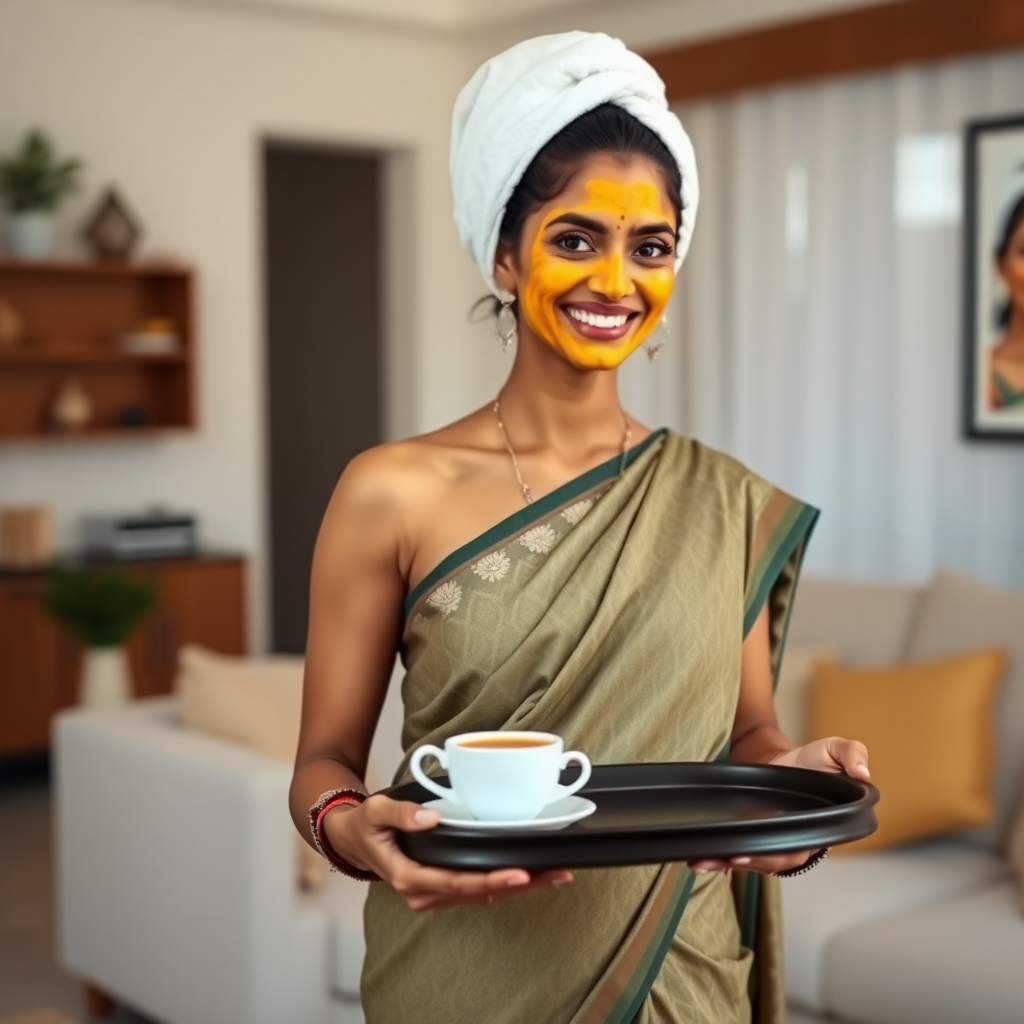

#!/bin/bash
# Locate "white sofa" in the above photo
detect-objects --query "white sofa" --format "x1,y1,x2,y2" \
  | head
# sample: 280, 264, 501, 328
54, 661, 406, 1024
55, 572, 1024, 1024
782, 572, 1024, 1024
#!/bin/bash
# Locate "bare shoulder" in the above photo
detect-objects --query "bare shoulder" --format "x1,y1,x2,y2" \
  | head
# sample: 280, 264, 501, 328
319, 408, 495, 548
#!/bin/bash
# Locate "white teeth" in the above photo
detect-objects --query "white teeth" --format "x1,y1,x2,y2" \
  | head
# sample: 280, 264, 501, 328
566, 307, 629, 329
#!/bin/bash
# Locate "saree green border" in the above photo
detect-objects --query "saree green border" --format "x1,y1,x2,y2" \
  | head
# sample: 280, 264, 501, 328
743, 499, 819, 642
403, 427, 667, 624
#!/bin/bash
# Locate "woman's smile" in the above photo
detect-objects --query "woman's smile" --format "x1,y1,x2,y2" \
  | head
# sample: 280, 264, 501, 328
559, 301, 642, 341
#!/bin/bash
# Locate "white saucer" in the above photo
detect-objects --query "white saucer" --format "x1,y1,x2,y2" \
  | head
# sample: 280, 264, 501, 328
425, 795, 597, 831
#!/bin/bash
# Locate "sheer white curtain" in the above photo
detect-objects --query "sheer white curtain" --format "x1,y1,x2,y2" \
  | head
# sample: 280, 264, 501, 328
620, 49, 1024, 590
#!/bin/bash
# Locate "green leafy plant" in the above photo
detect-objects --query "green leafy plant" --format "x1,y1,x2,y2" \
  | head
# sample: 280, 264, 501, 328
0, 130, 82, 212
46, 567, 156, 647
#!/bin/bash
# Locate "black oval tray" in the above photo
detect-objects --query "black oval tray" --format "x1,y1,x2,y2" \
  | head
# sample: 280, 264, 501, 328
391, 762, 879, 871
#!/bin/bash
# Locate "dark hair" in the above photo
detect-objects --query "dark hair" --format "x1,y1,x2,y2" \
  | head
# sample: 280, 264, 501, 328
995, 192, 1024, 329
499, 102, 683, 248
473, 103, 683, 321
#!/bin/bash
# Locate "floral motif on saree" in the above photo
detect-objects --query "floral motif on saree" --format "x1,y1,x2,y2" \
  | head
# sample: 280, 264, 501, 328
362, 430, 817, 1024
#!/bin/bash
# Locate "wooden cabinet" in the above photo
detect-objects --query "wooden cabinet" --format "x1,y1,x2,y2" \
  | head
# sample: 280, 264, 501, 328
0, 259, 196, 440
0, 555, 246, 757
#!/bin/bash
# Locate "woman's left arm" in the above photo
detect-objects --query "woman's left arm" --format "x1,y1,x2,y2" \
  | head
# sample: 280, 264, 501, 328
689, 605, 870, 875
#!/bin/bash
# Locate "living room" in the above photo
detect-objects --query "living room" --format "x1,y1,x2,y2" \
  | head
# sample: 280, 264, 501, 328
1, 1, 1023, 1023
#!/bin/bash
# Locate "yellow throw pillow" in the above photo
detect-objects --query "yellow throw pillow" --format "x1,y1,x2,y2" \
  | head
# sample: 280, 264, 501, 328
176, 645, 327, 889
810, 649, 1007, 854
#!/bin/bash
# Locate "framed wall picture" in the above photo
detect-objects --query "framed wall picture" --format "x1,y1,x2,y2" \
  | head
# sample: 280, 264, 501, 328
964, 114, 1024, 440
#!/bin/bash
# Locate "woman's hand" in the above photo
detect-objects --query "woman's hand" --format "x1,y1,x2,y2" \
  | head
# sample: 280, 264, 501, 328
323, 794, 573, 912
688, 735, 870, 876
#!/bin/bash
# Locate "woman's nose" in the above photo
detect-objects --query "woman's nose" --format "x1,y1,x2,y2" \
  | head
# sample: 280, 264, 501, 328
588, 248, 634, 302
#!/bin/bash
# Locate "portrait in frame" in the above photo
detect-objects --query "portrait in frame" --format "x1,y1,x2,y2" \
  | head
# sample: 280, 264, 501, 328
964, 114, 1024, 440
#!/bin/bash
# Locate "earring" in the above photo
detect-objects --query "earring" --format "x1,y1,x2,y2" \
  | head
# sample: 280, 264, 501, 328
496, 297, 517, 352
644, 316, 668, 361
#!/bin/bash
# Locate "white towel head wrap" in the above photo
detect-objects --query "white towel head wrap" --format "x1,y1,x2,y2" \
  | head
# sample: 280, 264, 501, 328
451, 31, 699, 296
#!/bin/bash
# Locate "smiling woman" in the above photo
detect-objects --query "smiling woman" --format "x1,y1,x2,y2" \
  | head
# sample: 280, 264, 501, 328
288, 30, 867, 1024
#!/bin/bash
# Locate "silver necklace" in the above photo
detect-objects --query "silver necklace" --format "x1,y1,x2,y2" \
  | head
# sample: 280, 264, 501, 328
492, 397, 632, 506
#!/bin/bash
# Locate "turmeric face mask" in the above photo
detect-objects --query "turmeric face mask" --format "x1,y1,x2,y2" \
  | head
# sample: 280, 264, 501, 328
519, 176, 676, 370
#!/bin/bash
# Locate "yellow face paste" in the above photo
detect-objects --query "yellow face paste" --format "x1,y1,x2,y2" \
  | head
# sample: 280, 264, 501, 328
519, 177, 676, 370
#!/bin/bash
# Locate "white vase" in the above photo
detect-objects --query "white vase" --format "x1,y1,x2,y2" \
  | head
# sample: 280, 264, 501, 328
8, 210, 55, 260
80, 646, 132, 708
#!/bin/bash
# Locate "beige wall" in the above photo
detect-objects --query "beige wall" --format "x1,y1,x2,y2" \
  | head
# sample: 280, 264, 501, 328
0, 0, 894, 651
0, 0, 502, 649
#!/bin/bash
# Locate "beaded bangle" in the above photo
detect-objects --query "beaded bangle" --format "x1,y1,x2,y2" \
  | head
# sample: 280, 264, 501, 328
773, 846, 831, 878
309, 788, 380, 882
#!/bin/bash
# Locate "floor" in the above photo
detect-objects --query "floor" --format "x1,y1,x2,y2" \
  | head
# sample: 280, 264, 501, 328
0, 777, 154, 1024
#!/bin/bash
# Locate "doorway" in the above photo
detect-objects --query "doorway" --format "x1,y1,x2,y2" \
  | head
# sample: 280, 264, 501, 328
263, 141, 384, 653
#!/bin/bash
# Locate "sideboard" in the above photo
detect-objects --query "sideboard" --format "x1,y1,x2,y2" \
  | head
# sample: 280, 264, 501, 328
0, 553, 246, 757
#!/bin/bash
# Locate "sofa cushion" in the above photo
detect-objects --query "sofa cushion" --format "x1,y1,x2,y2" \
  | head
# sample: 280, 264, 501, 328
782, 839, 1007, 1011
1011, 806, 1024, 916
811, 649, 1006, 853
174, 645, 328, 890
774, 646, 838, 747
825, 881, 1024, 1024
176, 645, 304, 761
906, 571, 1024, 849
786, 577, 922, 665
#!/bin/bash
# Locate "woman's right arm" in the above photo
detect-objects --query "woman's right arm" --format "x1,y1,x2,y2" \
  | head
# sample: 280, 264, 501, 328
288, 448, 572, 911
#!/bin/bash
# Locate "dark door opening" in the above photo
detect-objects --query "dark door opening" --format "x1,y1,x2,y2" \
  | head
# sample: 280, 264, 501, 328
263, 142, 384, 653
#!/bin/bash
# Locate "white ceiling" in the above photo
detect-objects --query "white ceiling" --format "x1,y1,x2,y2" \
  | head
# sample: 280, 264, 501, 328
208, 0, 887, 36
212, 0, 603, 31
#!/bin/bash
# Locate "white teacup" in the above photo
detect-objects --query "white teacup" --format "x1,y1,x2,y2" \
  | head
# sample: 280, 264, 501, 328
409, 731, 592, 822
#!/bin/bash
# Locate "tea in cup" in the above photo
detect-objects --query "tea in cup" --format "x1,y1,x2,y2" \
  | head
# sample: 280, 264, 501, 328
409, 731, 592, 822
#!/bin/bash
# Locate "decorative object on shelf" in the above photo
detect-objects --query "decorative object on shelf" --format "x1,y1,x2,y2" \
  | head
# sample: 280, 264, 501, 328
0, 506, 53, 567
0, 129, 83, 260
0, 297, 26, 350
82, 186, 141, 260
119, 317, 180, 355
45, 566, 157, 707
51, 376, 93, 432
964, 113, 1024, 440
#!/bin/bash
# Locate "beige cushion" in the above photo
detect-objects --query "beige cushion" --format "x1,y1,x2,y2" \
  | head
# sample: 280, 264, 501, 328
787, 576, 923, 665
1011, 809, 1024, 916
824, 882, 1024, 1024
774, 646, 837, 747
906, 571, 1024, 850
782, 839, 1008, 1012
175, 645, 326, 889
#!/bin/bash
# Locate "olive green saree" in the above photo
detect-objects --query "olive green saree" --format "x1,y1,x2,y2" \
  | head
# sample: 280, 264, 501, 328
362, 430, 817, 1024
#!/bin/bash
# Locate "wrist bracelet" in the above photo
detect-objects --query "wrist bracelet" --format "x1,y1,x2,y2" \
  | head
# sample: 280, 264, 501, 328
773, 846, 830, 877
309, 788, 380, 882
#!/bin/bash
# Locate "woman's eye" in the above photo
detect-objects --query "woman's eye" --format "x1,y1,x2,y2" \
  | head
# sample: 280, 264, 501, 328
555, 232, 595, 254
636, 239, 673, 259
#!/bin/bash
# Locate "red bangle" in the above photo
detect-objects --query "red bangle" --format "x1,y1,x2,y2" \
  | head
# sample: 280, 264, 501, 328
309, 789, 380, 882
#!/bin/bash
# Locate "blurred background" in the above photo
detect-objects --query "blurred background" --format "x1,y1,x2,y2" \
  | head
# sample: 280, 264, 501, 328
1, 2, 1023, 1024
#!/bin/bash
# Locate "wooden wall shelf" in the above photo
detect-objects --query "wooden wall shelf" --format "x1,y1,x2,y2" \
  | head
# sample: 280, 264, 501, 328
0, 259, 196, 441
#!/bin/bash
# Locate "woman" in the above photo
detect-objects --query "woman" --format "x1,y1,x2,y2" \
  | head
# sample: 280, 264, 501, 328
289, 32, 869, 1024
989, 193, 1024, 410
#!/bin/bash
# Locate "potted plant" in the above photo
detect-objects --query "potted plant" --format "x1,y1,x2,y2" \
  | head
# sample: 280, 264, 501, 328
0, 130, 82, 259
46, 567, 156, 707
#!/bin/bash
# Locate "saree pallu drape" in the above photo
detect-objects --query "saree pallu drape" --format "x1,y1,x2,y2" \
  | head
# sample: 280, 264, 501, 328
362, 429, 817, 1024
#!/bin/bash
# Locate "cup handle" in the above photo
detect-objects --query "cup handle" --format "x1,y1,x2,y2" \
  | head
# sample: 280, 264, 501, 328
409, 744, 459, 804
555, 751, 592, 800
